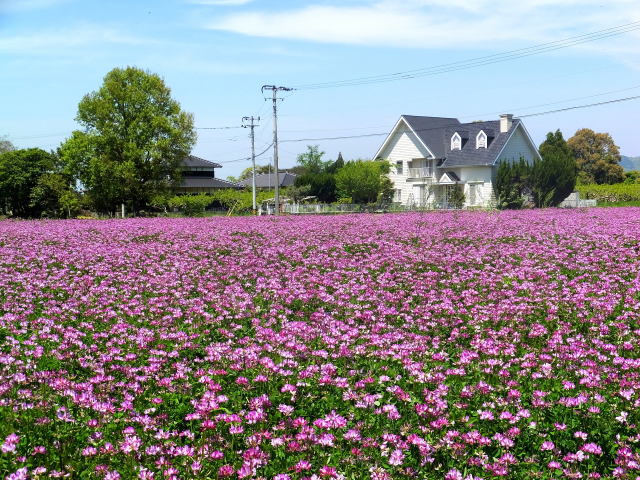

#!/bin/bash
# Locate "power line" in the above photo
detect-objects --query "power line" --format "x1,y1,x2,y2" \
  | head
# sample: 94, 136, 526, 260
292, 21, 640, 90
519, 95, 640, 118
215, 143, 273, 164
278, 93, 640, 143
196, 125, 243, 130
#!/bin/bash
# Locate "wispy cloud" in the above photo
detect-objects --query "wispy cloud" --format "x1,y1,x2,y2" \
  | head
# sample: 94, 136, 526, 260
0, 24, 158, 54
207, 0, 640, 52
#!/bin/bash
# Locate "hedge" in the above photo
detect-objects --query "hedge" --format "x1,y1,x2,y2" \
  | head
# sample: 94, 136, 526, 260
576, 183, 640, 203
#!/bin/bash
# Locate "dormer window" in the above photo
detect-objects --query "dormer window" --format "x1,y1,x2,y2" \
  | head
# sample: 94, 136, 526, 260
451, 132, 461, 151
476, 130, 487, 149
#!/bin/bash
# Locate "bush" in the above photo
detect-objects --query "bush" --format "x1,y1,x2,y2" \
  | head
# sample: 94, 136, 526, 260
576, 183, 640, 203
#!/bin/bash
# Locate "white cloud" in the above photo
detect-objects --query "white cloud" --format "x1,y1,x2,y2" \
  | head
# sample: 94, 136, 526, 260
207, 1, 640, 52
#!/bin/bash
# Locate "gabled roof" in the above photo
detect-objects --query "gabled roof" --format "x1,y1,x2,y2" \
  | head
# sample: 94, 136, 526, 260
441, 120, 513, 167
238, 172, 298, 188
183, 155, 222, 169
400, 115, 461, 159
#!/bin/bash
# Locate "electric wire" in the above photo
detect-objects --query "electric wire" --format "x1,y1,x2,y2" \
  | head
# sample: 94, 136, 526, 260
292, 21, 640, 90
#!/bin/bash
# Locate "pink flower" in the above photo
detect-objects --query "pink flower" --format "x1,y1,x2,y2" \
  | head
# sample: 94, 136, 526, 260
540, 441, 555, 451
388, 449, 405, 466
582, 443, 603, 455
1, 433, 19, 454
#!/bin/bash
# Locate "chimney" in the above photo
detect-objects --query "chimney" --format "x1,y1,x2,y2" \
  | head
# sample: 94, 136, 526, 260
500, 114, 513, 133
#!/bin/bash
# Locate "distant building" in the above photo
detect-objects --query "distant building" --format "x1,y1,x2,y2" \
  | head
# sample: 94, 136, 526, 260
375, 114, 540, 208
238, 172, 298, 189
175, 155, 241, 194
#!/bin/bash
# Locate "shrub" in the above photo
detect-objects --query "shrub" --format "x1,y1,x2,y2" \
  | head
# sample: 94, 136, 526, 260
576, 183, 640, 203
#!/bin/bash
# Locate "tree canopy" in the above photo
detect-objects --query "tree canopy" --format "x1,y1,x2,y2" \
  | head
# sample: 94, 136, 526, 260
60, 66, 196, 213
531, 130, 577, 207
293, 146, 344, 202
0, 148, 56, 217
335, 159, 392, 204
567, 128, 623, 185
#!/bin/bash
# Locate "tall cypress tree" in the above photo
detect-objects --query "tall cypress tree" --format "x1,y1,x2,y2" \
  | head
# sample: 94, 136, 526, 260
532, 130, 577, 207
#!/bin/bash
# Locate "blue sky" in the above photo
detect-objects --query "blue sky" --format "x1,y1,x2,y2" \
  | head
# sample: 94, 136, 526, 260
1, 0, 639, 178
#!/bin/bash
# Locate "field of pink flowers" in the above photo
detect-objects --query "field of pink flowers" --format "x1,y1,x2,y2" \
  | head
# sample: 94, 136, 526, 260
1, 209, 640, 479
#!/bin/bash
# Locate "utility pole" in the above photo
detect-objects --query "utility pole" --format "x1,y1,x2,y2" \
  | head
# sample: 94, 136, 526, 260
261, 85, 293, 215
242, 115, 260, 213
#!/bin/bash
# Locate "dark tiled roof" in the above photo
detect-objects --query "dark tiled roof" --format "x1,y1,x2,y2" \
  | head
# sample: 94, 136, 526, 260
182, 155, 222, 169
238, 172, 298, 188
441, 120, 519, 167
179, 177, 241, 189
396, 116, 525, 168
401, 115, 461, 159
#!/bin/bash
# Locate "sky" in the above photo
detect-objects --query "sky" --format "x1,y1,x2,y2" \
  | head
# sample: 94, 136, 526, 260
1, 0, 640, 179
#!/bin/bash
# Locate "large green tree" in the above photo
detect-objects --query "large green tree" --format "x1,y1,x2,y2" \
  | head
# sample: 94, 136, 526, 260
335, 159, 391, 204
60, 66, 196, 213
567, 128, 623, 184
531, 130, 577, 207
293, 146, 344, 202
0, 148, 56, 217
494, 157, 531, 209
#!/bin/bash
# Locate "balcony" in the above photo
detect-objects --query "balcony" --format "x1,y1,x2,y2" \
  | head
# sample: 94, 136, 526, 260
407, 167, 434, 179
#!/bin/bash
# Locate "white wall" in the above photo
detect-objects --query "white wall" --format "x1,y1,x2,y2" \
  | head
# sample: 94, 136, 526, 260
498, 124, 539, 163
457, 167, 494, 207
379, 121, 432, 205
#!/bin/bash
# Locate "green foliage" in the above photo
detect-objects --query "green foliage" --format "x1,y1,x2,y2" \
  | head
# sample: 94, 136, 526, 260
568, 128, 624, 185
449, 184, 466, 209
494, 157, 531, 209
335, 159, 391, 204
167, 195, 213, 216
295, 172, 337, 202
154, 189, 274, 216
60, 66, 196, 214
623, 170, 640, 184
0, 148, 57, 217
576, 183, 640, 203
30, 173, 81, 218
296, 145, 328, 174
285, 183, 312, 202
293, 146, 346, 203
531, 130, 577, 207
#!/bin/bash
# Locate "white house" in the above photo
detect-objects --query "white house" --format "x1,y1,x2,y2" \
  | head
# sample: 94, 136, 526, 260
374, 114, 540, 208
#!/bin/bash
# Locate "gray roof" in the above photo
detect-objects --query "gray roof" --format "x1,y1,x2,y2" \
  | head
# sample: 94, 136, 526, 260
399, 116, 521, 167
238, 172, 298, 188
401, 115, 460, 159
183, 155, 222, 169
179, 177, 241, 189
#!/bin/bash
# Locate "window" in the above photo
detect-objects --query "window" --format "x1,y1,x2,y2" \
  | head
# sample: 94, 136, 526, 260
476, 130, 487, 149
451, 132, 461, 151
396, 160, 403, 174
393, 189, 402, 202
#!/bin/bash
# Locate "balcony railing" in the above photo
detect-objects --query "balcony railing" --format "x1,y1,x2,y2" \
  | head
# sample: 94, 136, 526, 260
407, 167, 434, 178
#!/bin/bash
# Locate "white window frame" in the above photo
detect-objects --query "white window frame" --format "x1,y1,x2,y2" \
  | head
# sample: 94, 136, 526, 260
396, 160, 403, 175
451, 132, 462, 151
393, 189, 402, 202
476, 130, 487, 149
